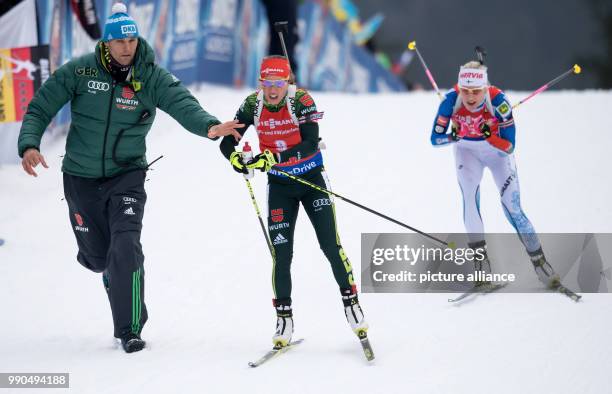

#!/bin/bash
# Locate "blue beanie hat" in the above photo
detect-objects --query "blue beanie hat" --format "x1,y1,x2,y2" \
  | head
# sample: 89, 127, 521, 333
103, 3, 139, 42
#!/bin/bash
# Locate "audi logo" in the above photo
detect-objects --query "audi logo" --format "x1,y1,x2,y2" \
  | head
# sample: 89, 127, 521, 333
87, 80, 110, 91
312, 199, 332, 208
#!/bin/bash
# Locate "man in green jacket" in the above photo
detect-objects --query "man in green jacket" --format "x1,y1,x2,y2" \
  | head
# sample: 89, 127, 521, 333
17, 2, 242, 353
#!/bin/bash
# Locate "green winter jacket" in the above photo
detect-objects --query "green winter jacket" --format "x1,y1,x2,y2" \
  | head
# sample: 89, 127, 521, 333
18, 38, 220, 178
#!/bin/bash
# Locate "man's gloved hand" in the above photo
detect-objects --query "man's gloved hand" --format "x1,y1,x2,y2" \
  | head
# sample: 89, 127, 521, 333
229, 151, 248, 174
246, 150, 277, 172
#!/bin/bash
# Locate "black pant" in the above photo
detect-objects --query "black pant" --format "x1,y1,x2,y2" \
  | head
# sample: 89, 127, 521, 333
267, 170, 355, 301
63, 170, 148, 338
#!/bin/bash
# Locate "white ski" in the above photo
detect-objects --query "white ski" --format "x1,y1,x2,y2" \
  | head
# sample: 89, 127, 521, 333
248, 338, 304, 368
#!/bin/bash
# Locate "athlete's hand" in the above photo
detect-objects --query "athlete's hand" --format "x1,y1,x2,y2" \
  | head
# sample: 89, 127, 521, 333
450, 124, 460, 141
229, 151, 248, 174
208, 120, 245, 141
21, 148, 49, 177
479, 122, 512, 152
479, 122, 492, 138
246, 150, 277, 172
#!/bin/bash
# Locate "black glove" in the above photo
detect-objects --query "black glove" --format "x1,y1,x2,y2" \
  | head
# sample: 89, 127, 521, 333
480, 123, 492, 138
450, 124, 459, 141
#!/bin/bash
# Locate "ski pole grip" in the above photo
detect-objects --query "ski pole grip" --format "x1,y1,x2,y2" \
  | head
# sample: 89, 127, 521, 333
274, 21, 289, 34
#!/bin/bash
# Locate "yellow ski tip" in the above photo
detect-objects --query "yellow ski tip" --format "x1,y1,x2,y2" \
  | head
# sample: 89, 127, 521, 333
447, 241, 457, 249
408, 41, 416, 50
573, 64, 582, 74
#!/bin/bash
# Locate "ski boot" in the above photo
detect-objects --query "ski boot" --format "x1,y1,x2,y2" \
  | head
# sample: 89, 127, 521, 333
272, 298, 294, 348
341, 288, 368, 339
528, 248, 561, 289
468, 240, 492, 289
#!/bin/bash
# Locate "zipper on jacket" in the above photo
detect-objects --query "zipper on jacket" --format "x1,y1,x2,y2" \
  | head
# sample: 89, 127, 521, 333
101, 81, 116, 177
112, 108, 151, 169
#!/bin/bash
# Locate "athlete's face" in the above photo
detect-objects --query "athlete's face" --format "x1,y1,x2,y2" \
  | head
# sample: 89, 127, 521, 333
261, 77, 289, 105
460, 87, 486, 111
107, 38, 138, 66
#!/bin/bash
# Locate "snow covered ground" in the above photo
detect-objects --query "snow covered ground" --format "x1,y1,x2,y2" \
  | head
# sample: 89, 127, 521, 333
1, 87, 611, 394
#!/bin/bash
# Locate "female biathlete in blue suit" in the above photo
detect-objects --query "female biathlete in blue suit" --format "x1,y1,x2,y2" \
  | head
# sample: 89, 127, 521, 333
430, 61, 559, 289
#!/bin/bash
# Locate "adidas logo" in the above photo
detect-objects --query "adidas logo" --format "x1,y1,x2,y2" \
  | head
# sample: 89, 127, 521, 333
124, 207, 135, 216
273, 233, 288, 245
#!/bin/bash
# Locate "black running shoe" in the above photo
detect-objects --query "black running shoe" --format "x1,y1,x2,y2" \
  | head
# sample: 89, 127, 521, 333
120, 333, 146, 353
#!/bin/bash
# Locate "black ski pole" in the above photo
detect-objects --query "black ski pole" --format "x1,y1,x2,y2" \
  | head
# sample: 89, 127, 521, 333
270, 167, 448, 247
245, 177, 276, 260
273, 21, 290, 59
475, 45, 487, 65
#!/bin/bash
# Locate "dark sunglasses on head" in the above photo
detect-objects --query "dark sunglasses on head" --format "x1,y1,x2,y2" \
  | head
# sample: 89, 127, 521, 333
260, 79, 289, 88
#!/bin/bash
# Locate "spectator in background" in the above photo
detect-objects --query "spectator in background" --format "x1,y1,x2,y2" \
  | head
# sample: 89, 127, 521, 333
261, 0, 299, 78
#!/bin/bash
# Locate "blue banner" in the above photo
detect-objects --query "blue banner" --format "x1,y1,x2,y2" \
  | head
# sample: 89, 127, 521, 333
233, 0, 268, 88
166, 0, 201, 84
198, 0, 238, 85
296, 1, 404, 92
36, 0, 403, 94
48, 0, 71, 129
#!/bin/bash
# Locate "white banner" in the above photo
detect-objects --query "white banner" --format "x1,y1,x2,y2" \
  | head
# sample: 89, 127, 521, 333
0, 122, 20, 165
0, 0, 38, 164
0, 0, 38, 48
